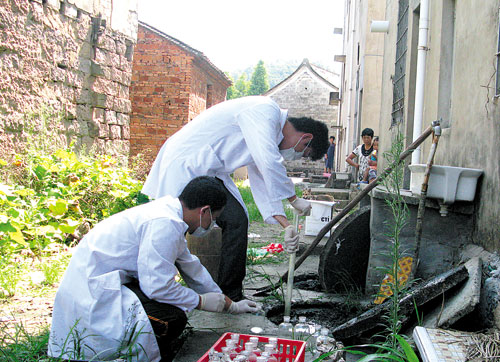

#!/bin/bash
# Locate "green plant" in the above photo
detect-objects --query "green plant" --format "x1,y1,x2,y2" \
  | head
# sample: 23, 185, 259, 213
0, 147, 143, 257
246, 266, 284, 303
319, 336, 419, 362
0, 255, 24, 298
39, 254, 70, 286
376, 128, 411, 349
235, 181, 262, 223
315, 128, 420, 362
0, 320, 50, 362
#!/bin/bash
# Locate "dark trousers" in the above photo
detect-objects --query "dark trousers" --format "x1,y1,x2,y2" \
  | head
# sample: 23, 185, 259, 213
215, 180, 249, 301
125, 281, 187, 362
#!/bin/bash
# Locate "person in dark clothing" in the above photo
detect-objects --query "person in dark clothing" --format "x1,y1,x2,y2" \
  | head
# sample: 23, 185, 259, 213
324, 136, 336, 173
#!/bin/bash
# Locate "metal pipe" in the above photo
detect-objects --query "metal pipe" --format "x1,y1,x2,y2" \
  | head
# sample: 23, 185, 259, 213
411, 0, 430, 165
413, 120, 441, 277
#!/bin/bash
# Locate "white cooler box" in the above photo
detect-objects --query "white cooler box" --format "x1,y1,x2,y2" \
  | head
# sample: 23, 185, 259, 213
304, 200, 336, 237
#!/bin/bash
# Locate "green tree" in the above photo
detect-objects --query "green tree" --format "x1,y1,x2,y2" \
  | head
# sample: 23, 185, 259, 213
226, 73, 250, 100
235, 73, 250, 97
225, 74, 237, 99
248, 60, 270, 95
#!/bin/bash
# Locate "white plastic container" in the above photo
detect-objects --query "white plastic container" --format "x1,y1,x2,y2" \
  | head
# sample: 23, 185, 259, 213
304, 200, 336, 237
409, 164, 483, 204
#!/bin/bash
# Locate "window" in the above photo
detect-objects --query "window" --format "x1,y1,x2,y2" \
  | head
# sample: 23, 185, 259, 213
391, 0, 409, 126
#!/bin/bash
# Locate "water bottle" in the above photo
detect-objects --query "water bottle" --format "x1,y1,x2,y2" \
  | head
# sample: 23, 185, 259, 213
231, 333, 242, 352
293, 316, 310, 341
208, 347, 222, 361
263, 344, 278, 362
241, 342, 258, 362
316, 327, 335, 357
308, 324, 322, 353
249, 336, 262, 355
277, 316, 293, 338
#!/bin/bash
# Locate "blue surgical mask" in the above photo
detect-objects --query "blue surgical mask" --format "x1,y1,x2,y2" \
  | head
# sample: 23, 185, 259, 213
280, 136, 311, 161
191, 208, 216, 237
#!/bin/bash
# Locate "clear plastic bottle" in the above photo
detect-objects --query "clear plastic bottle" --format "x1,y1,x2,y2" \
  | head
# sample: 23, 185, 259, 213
268, 337, 278, 347
226, 339, 238, 360
256, 356, 268, 362
308, 323, 322, 353
249, 336, 262, 355
220, 346, 232, 362
241, 342, 258, 362
277, 316, 293, 338
293, 316, 310, 341
233, 355, 247, 362
263, 344, 278, 362
231, 333, 242, 353
315, 327, 335, 357
208, 347, 221, 361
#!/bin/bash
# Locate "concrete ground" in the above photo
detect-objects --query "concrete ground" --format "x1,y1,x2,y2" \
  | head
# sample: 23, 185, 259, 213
173, 217, 361, 362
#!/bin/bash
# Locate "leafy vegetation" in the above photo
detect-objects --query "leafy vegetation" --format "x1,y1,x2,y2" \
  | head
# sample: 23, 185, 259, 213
227, 59, 270, 99
0, 148, 144, 258
248, 60, 270, 96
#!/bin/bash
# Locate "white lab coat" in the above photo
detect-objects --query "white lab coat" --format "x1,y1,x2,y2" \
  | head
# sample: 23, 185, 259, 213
142, 96, 296, 224
48, 196, 221, 362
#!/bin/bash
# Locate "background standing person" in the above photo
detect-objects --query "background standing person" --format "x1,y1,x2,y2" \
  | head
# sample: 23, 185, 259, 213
48, 177, 258, 362
142, 96, 329, 301
324, 136, 336, 173
346, 128, 374, 182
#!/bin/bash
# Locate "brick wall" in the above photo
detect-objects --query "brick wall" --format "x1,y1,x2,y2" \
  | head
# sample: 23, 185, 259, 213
188, 60, 229, 122
129, 23, 230, 165
129, 25, 192, 162
0, 0, 137, 162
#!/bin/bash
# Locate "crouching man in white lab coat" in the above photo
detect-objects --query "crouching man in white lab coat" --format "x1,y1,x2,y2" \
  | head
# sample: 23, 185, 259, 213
48, 176, 258, 362
142, 96, 329, 301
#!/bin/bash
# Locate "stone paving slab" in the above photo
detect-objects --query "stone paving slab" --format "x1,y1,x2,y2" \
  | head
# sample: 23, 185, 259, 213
423, 257, 482, 328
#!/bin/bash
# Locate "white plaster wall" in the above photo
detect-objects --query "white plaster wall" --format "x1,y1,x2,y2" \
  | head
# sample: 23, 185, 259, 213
377, 0, 500, 252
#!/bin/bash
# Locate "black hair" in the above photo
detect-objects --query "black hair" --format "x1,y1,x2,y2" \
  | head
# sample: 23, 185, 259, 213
179, 176, 227, 212
361, 128, 374, 138
288, 117, 329, 161
330, 136, 335, 140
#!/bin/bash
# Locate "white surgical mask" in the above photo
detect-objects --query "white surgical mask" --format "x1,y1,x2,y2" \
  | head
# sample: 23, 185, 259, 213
279, 136, 311, 161
191, 208, 216, 237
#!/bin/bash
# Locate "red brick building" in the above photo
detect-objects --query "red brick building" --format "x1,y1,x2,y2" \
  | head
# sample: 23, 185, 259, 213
129, 21, 231, 163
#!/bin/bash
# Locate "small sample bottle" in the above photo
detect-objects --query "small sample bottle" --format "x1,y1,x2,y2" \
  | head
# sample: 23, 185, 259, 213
263, 344, 278, 362
308, 324, 322, 352
277, 316, 293, 338
316, 327, 335, 356
249, 336, 262, 354
293, 316, 310, 341
241, 342, 258, 362
231, 333, 242, 352
208, 347, 221, 361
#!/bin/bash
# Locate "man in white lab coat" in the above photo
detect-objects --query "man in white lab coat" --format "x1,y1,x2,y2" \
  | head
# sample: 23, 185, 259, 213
48, 176, 258, 362
142, 96, 329, 301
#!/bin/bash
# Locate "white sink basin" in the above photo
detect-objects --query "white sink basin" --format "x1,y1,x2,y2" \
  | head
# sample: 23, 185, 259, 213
409, 164, 483, 204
